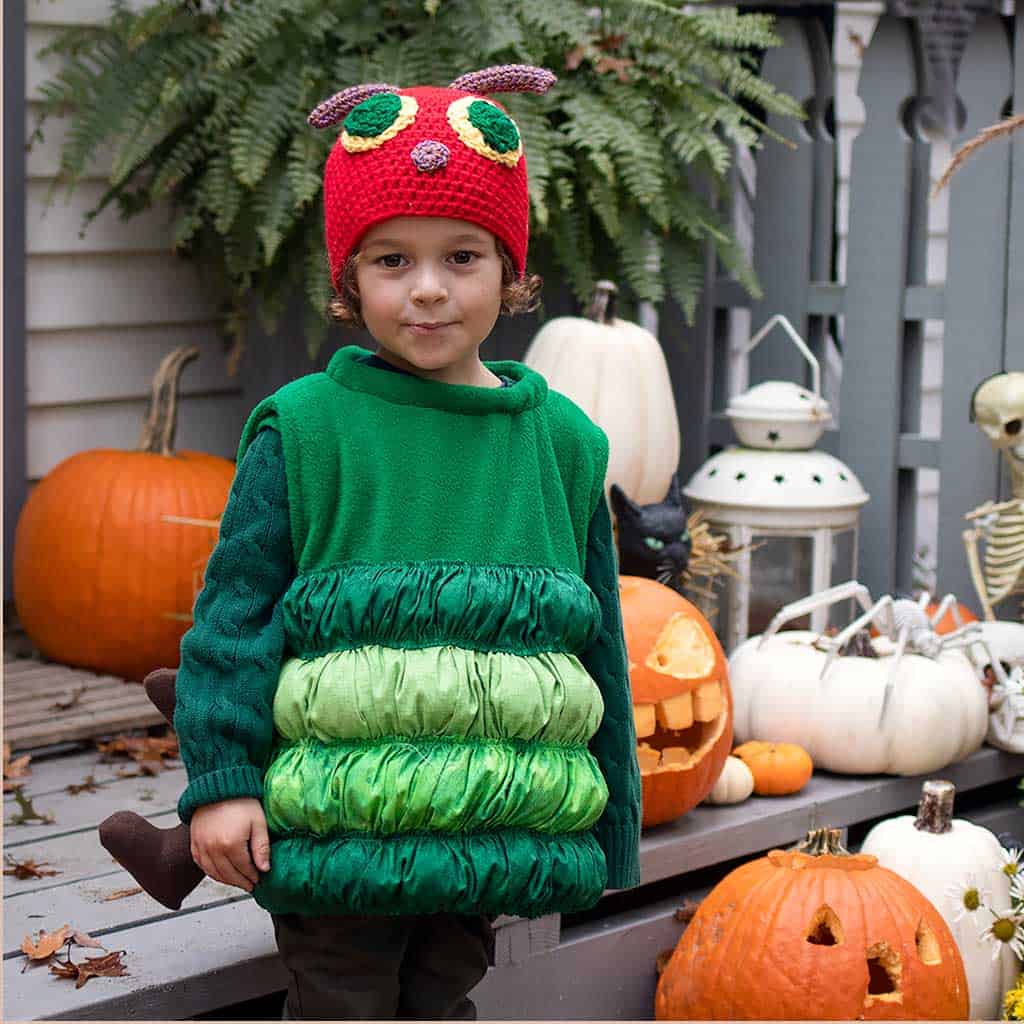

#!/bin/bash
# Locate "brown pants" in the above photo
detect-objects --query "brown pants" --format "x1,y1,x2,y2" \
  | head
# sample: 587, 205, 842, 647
272, 912, 494, 1020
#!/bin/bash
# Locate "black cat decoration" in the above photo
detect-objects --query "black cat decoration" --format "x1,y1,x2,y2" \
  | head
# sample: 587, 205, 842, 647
610, 473, 692, 593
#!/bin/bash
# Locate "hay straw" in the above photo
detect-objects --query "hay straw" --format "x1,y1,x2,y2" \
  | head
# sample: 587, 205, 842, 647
933, 113, 1024, 196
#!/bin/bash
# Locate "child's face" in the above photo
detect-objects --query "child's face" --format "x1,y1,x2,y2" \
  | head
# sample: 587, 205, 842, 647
355, 217, 504, 383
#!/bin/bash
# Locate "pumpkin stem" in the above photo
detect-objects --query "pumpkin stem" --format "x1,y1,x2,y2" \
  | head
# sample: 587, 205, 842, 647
584, 280, 618, 324
913, 779, 955, 834
137, 346, 201, 457
794, 827, 850, 856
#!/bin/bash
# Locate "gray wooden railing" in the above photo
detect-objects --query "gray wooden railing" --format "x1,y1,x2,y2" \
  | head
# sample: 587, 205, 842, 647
664, 10, 1024, 609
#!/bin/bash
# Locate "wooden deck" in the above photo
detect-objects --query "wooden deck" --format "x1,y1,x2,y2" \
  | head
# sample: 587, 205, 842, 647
3, 740, 1023, 1021
3, 656, 165, 750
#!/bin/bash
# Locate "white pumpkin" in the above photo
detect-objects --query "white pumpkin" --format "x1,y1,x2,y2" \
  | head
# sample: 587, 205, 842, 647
728, 631, 988, 775
860, 780, 1018, 1020
522, 280, 679, 505
704, 755, 754, 805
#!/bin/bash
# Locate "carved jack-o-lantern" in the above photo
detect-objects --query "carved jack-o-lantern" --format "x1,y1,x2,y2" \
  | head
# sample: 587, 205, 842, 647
655, 828, 969, 1021
620, 576, 733, 827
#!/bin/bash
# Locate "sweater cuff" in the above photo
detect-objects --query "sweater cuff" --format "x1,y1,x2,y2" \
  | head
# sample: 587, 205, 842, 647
178, 765, 265, 824
596, 821, 641, 890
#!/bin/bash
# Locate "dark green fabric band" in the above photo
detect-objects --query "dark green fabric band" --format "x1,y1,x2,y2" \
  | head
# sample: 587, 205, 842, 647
254, 829, 607, 917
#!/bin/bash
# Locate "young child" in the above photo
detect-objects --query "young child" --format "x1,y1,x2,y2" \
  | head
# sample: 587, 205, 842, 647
99, 63, 640, 1020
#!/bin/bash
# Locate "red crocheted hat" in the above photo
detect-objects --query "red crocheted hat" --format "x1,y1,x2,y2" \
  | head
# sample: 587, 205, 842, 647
309, 65, 556, 290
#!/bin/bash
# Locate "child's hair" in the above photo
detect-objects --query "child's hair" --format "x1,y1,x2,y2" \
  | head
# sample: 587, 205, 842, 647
328, 239, 542, 328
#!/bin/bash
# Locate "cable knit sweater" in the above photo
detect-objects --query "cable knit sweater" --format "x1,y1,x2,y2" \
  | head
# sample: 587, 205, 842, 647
174, 345, 641, 918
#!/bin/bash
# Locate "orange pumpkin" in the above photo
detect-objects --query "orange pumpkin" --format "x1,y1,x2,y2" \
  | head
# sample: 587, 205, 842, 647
13, 347, 234, 682
620, 576, 732, 827
656, 828, 969, 1020
926, 601, 978, 635
733, 740, 813, 796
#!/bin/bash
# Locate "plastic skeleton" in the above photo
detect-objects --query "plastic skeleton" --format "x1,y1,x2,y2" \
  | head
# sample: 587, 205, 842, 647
758, 581, 1001, 723
964, 371, 1024, 620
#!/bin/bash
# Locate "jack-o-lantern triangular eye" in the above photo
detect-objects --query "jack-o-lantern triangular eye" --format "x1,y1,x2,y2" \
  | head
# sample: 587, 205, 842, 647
806, 904, 844, 946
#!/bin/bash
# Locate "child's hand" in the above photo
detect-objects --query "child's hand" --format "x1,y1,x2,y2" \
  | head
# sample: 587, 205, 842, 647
190, 797, 271, 893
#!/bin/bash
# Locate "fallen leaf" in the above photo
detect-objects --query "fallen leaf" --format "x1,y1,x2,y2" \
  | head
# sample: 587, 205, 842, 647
4, 854, 60, 880
6, 788, 55, 826
3, 742, 32, 792
96, 732, 179, 771
674, 899, 701, 923
100, 887, 143, 902
49, 949, 128, 988
50, 685, 87, 711
21, 925, 71, 963
71, 929, 107, 951
65, 775, 100, 796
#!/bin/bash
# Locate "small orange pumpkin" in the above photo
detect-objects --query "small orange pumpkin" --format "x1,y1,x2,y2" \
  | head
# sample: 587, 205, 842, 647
732, 740, 813, 795
13, 347, 234, 682
655, 828, 969, 1020
620, 576, 732, 827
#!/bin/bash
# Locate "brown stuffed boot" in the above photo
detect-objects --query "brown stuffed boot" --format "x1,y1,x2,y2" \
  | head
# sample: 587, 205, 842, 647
98, 668, 204, 910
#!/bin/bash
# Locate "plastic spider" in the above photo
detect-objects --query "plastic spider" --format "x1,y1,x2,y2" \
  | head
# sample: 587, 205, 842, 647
758, 580, 995, 721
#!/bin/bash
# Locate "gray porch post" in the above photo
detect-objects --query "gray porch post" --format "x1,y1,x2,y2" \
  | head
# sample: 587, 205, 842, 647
4, 0, 27, 603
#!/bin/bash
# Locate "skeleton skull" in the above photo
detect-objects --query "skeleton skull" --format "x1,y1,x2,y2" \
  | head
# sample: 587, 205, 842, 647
970, 371, 1024, 453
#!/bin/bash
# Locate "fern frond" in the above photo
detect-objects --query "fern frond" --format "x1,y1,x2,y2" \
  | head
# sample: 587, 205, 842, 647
230, 71, 304, 187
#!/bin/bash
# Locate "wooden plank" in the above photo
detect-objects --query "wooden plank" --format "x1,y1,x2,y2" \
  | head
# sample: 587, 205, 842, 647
749, 17, 818, 386
637, 746, 1024, 887
26, 391, 247, 480
26, 253, 220, 332
838, 15, 917, 597
3, 677, 134, 708
26, 181, 175, 256
27, 0, 149, 28
5, 702, 168, 751
28, 325, 238, 408
937, 15, 1013, 600
4, 873, 243, 959
25, 102, 113, 181
0, 809, 180, 896
2, 748, 156, 801
4, 765, 186, 847
2, 894, 286, 1021
6, 689, 163, 728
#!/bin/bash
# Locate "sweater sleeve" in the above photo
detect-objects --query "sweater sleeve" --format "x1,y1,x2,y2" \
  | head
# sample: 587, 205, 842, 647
580, 495, 642, 890
175, 427, 294, 824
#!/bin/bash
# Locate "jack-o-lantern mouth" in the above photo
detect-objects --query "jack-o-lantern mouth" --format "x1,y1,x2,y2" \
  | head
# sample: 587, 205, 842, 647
635, 683, 728, 774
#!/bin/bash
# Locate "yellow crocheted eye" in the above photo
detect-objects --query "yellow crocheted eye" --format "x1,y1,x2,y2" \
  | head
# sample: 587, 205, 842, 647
341, 94, 418, 153
446, 97, 523, 167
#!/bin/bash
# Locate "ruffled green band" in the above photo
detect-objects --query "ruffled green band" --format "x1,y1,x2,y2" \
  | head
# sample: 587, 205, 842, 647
281, 561, 601, 658
255, 829, 607, 917
272, 645, 604, 745
263, 736, 609, 836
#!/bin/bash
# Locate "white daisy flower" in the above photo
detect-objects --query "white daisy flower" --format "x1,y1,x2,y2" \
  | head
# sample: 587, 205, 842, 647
1000, 847, 1023, 883
979, 908, 1024, 961
945, 874, 992, 923
1010, 871, 1024, 906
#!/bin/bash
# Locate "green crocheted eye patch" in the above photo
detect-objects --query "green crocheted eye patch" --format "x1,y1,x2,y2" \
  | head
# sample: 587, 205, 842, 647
344, 93, 402, 137
468, 100, 520, 153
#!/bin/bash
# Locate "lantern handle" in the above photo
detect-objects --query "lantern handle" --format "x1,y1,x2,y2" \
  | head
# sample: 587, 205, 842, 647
739, 315, 821, 399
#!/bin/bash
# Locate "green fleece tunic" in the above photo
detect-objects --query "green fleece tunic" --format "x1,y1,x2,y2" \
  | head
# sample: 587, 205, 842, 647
174, 345, 641, 918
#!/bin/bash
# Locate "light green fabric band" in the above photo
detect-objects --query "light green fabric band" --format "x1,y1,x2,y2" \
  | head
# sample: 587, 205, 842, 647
263, 736, 609, 836
272, 645, 605, 745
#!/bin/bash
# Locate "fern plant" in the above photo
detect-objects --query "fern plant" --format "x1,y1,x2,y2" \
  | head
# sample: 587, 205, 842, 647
34, 0, 801, 362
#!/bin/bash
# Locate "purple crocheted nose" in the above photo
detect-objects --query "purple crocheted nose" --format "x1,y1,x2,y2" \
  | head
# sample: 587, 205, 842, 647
411, 140, 449, 173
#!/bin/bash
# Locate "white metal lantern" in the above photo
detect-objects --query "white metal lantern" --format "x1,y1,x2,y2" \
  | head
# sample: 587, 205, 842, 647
684, 316, 869, 653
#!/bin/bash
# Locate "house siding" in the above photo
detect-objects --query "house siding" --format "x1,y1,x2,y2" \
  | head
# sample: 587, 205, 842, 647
22, 0, 248, 500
